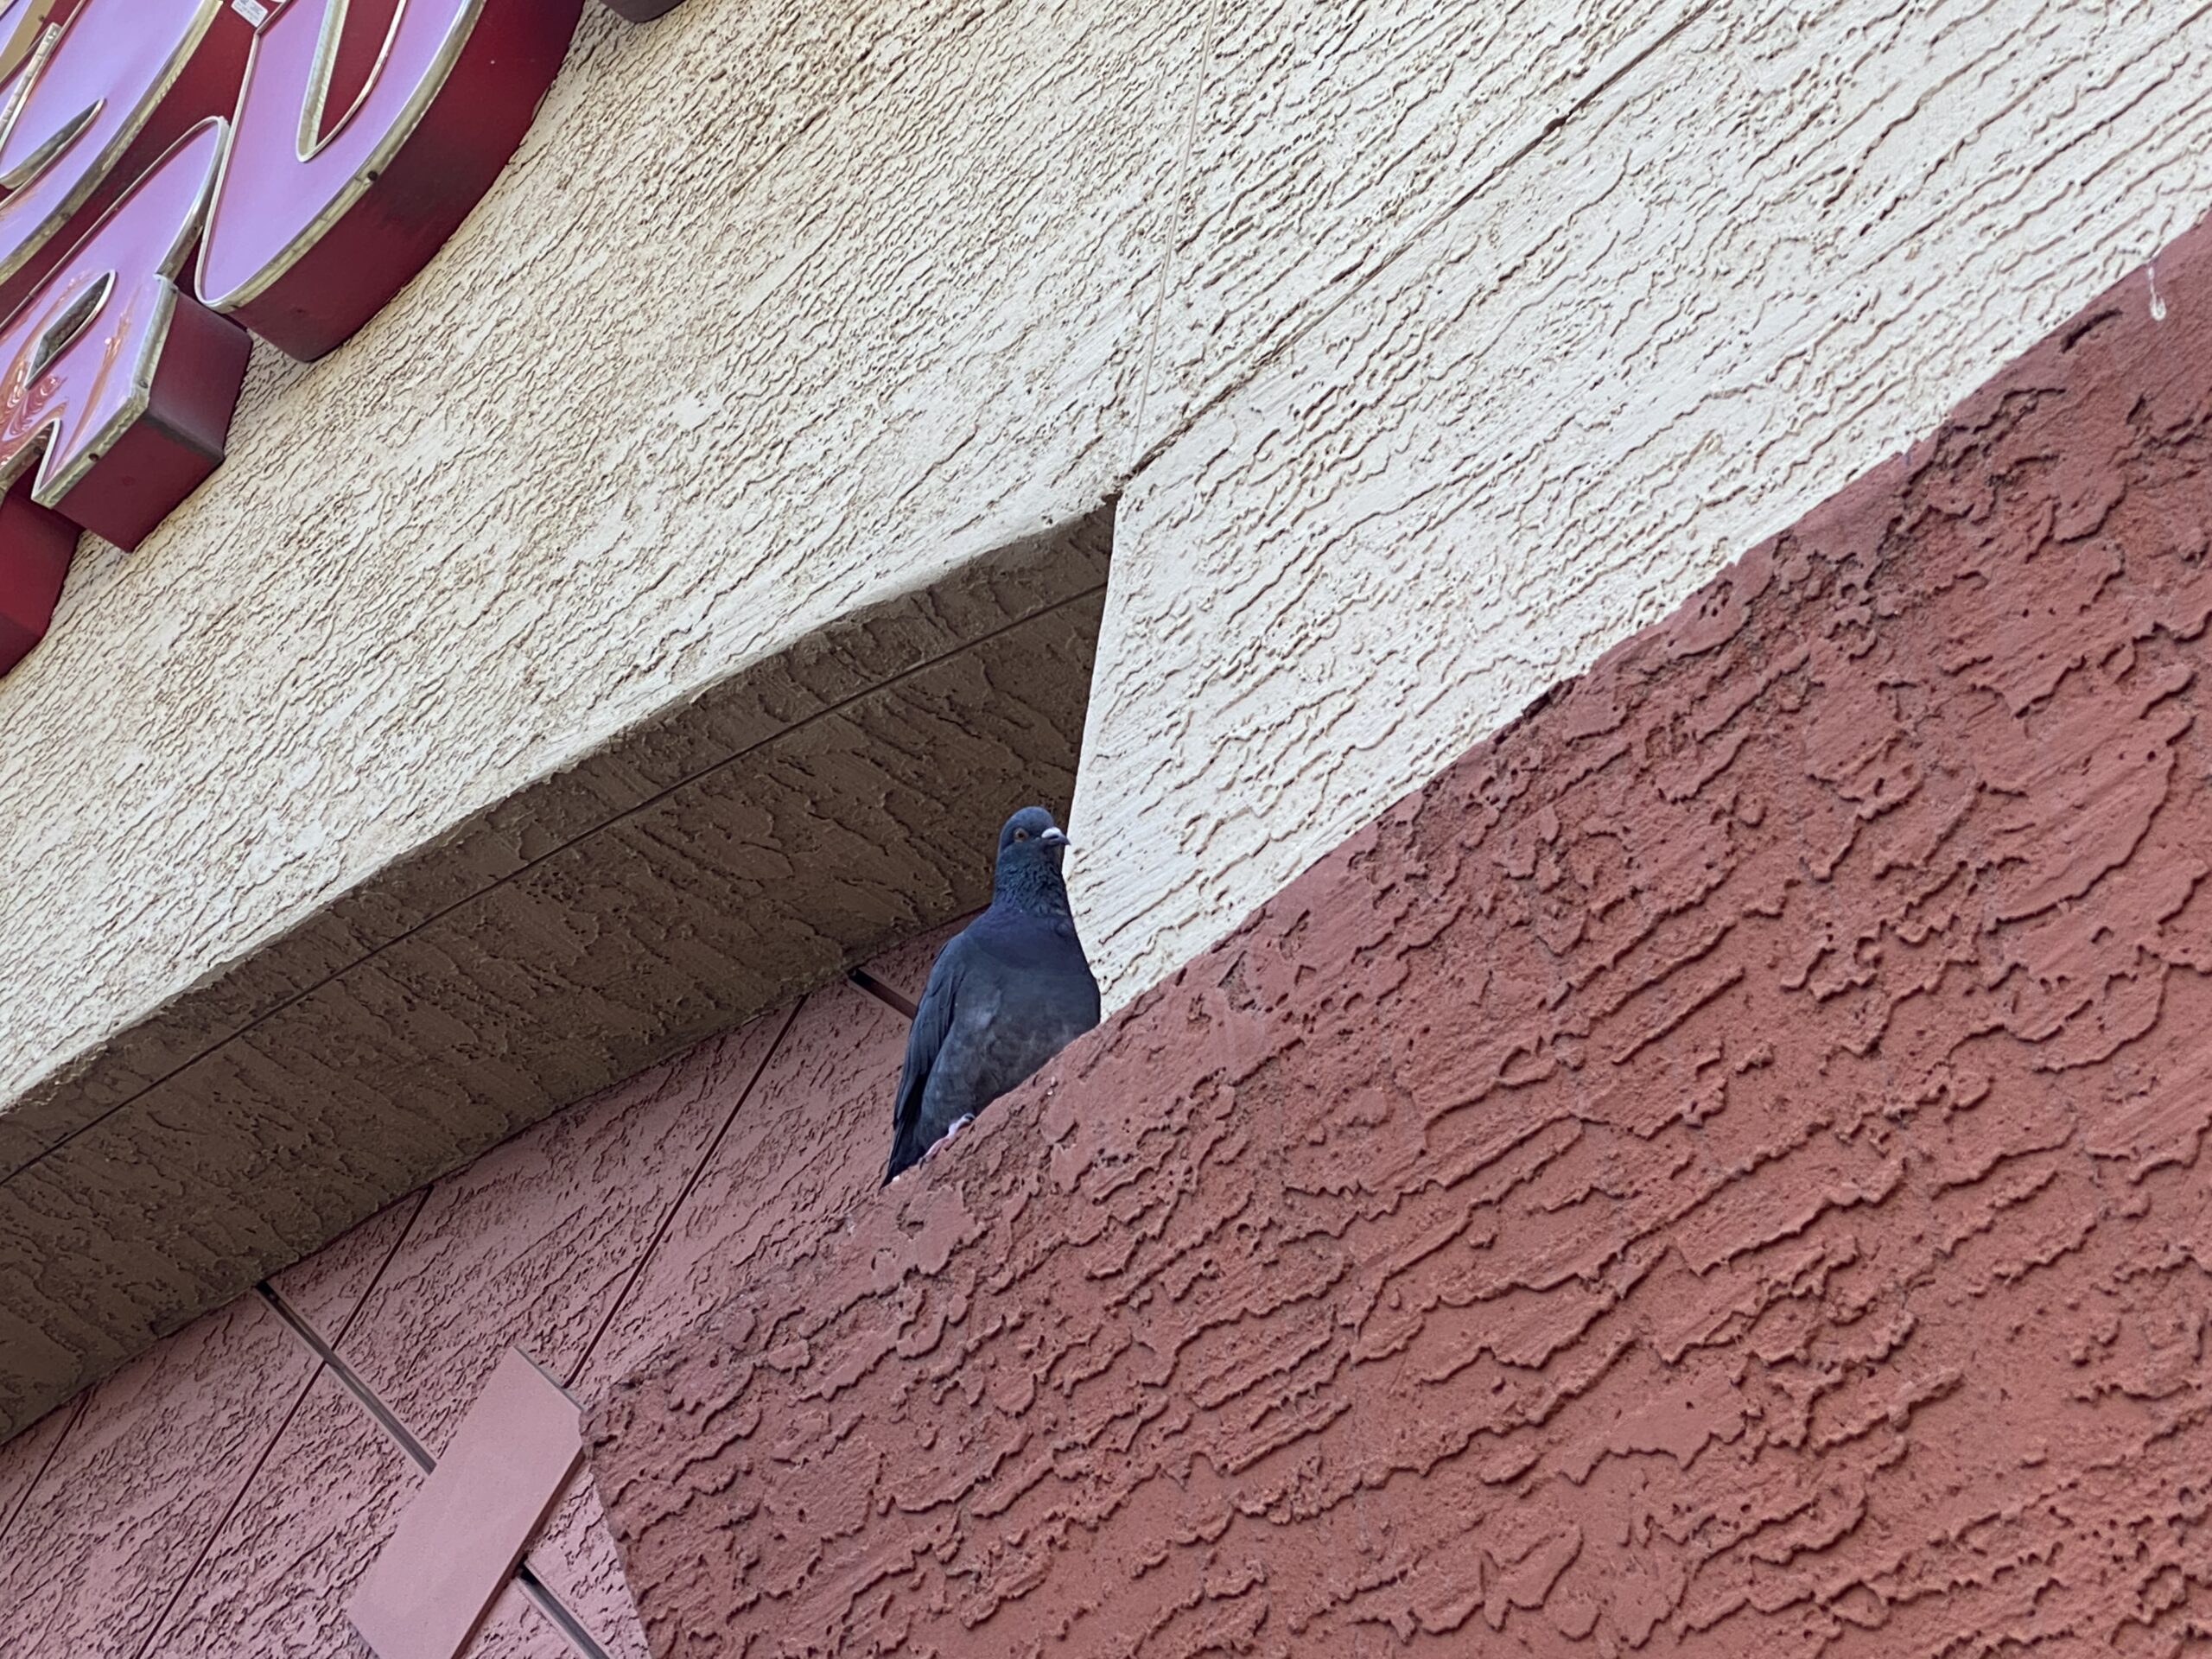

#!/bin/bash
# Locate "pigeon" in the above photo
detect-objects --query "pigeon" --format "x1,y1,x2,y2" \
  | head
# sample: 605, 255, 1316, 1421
883, 805, 1101, 1184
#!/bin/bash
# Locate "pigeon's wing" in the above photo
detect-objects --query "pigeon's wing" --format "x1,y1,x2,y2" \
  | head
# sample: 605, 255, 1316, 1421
883, 934, 966, 1184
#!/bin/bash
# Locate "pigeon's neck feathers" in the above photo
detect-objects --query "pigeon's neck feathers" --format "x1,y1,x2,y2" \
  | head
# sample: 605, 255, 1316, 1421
990, 849, 1073, 918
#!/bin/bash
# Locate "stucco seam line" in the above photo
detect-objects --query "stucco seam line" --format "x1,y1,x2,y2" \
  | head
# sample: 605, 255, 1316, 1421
0, 1388, 86, 1556
0, 578, 1112, 1189
1125, 0, 1719, 480
1123, 0, 1229, 473
254, 1285, 613, 1659
564, 997, 808, 1391
848, 966, 921, 1021
513, 1567, 615, 1659
329, 1190, 436, 1351
124, 1192, 434, 1659
259, 1283, 435, 1474
124, 1360, 329, 1659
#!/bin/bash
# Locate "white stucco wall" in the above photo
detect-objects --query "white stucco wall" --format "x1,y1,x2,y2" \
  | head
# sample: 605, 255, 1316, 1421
1071, 0, 2212, 1006
2, 0, 2208, 1096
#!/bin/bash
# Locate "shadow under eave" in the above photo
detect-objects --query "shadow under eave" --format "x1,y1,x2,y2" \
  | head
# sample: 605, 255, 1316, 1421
0, 503, 1116, 1440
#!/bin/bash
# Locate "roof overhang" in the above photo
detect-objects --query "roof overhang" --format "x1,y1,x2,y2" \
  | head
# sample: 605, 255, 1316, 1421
0, 509, 1111, 1439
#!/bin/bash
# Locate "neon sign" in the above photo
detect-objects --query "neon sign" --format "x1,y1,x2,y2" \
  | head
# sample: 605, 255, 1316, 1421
0, 0, 658, 677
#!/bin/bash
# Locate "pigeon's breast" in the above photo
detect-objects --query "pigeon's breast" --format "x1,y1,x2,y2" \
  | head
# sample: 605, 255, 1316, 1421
963, 912, 1096, 977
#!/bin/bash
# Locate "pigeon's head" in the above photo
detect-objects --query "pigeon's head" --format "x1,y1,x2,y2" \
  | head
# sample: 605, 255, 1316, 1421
997, 805, 1070, 865
992, 807, 1072, 906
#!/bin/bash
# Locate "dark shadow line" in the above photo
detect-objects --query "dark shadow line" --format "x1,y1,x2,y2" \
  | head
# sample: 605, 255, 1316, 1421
564, 998, 804, 1391
126, 1363, 322, 1659
257, 1282, 432, 1473
847, 967, 919, 1020
0, 1388, 88, 1554
327, 1189, 435, 1351
124, 1187, 434, 1658
256, 1281, 619, 1659
516, 1563, 614, 1659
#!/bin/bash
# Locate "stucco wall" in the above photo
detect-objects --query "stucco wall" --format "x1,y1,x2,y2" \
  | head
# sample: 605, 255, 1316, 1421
9, 165, 2212, 1653
9, 0, 2209, 1137
590, 215, 2212, 1655
0, 0, 1189, 1111
4, 0, 2211, 1420
1073, 0, 2212, 1005
0, 521, 1104, 1443
0, 924, 959, 1659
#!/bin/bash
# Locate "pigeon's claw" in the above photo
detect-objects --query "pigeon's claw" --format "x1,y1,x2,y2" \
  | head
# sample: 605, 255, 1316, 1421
921, 1116, 976, 1165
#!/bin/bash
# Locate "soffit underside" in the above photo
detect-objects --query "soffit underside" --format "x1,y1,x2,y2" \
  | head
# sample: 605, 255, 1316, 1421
0, 509, 1112, 1440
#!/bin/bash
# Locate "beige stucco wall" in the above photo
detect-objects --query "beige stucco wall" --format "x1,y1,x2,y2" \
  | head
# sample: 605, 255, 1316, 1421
0, 0, 1192, 1109
1071, 0, 2212, 1006
3, 0, 2209, 1097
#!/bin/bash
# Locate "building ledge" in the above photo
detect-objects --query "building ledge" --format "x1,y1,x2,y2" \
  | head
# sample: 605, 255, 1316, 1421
0, 510, 1110, 1439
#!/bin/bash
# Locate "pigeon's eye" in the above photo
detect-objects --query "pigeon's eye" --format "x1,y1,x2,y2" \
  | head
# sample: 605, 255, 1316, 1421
1014, 829, 1029, 842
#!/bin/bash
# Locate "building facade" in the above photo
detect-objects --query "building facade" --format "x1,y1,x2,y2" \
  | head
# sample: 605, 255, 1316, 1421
3, 0, 2210, 1654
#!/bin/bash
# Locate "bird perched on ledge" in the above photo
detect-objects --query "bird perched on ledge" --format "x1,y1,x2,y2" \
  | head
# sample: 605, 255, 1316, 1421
883, 806, 1101, 1184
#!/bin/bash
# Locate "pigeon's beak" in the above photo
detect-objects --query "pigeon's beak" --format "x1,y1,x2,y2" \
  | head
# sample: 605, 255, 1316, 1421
1040, 827, 1070, 849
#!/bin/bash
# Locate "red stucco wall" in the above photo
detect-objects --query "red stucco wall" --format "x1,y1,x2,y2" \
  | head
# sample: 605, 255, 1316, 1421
587, 219, 2212, 1656
0, 928, 956, 1659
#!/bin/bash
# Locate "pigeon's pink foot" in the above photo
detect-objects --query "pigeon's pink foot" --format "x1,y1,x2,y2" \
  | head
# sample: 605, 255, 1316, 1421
922, 1116, 976, 1163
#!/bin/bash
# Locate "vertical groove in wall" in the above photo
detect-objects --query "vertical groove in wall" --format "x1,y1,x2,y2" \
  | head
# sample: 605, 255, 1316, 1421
847, 968, 920, 1021
257, 1280, 620, 1659
516, 1567, 615, 1659
565, 999, 806, 1389
327, 1190, 435, 1351
124, 1367, 327, 1659
124, 1190, 429, 1656
1124, 0, 1229, 472
257, 1284, 435, 1474
0, 1391, 86, 1555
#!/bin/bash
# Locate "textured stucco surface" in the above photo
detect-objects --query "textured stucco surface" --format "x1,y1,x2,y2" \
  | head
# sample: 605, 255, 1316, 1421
330, 1007, 785, 1462
531, 1471, 655, 1659
0, 0, 1168, 1431
0, 530, 1104, 1440
589, 222, 2212, 1656
1075, 0, 2212, 1006
0, 1395, 70, 1545
0, 1143, 417, 1657
5, 0, 2212, 1486
0, 1294, 315, 1659
575, 925, 957, 1398
145, 1369, 429, 1658
0, 0, 1185, 1109
0, 0, 1160, 1426
0, 925, 955, 1656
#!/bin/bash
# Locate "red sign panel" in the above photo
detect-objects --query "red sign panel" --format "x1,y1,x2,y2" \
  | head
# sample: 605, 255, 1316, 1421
0, 0, 250, 323
202, 0, 584, 361
0, 0, 651, 678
